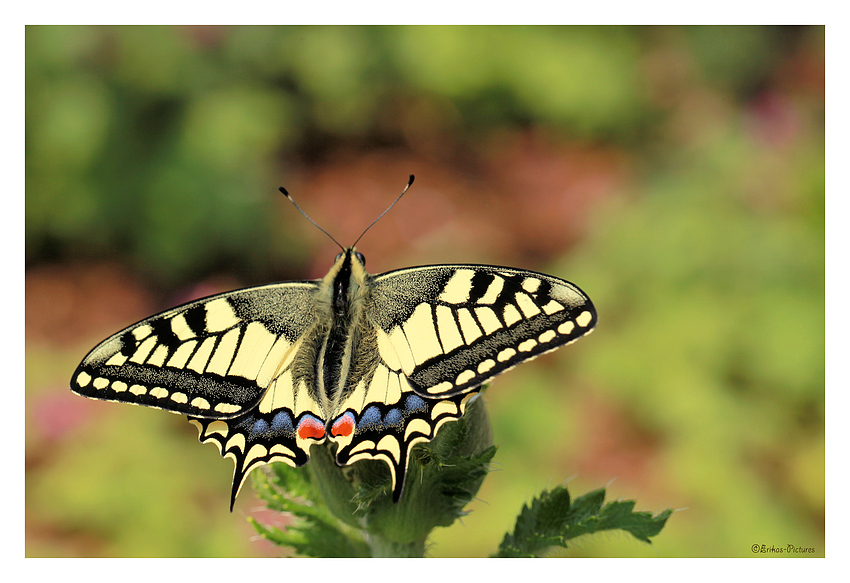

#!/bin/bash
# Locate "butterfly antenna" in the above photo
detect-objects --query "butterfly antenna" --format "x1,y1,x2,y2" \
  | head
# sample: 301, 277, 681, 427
352, 174, 415, 247
279, 186, 345, 251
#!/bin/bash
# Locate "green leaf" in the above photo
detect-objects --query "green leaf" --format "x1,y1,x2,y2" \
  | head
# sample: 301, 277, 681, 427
495, 486, 672, 557
248, 514, 370, 558
249, 464, 370, 557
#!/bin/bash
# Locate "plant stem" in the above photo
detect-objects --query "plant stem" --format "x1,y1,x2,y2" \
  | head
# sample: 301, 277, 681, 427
367, 533, 427, 558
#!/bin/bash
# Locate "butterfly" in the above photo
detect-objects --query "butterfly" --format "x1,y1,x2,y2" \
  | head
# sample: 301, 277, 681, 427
70, 176, 597, 510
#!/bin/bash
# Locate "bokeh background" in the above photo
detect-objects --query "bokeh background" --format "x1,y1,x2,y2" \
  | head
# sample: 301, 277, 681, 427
25, 25, 824, 557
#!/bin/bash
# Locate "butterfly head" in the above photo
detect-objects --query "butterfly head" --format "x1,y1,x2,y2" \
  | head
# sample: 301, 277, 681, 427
334, 247, 366, 267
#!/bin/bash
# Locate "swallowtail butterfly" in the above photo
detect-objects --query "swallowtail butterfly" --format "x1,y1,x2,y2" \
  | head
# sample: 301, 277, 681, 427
70, 176, 597, 509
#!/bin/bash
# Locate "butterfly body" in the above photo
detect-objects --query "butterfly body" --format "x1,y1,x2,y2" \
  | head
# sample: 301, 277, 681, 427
72, 246, 596, 509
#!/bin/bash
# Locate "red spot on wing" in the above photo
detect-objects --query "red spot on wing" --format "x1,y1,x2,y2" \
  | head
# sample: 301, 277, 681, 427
331, 412, 355, 437
296, 416, 326, 440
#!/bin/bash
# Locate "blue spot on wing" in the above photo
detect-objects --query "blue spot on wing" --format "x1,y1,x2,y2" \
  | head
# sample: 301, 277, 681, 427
251, 419, 269, 436
271, 411, 294, 434
359, 405, 382, 431
404, 394, 427, 413
384, 408, 402, 427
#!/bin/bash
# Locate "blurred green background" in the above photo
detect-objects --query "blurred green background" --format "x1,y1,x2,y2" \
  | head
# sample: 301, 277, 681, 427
25, 25, 824, 557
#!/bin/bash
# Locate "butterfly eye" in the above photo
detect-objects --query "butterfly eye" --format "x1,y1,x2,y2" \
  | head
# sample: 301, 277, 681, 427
335, 252, 344, 262
355, 251, 366, 265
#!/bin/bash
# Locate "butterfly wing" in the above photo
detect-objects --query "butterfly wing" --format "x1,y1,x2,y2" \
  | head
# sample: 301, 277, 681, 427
70, 281, 330, 509
328, 265, 597, 500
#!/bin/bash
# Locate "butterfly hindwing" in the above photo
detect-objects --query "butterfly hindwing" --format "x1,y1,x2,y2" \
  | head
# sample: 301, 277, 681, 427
189, 405, 318, 509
